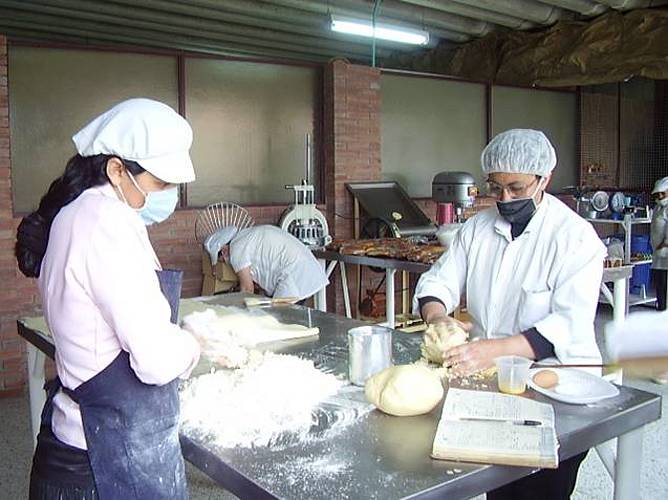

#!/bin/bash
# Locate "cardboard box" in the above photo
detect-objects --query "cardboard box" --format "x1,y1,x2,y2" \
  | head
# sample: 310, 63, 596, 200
201, 250, 239, 295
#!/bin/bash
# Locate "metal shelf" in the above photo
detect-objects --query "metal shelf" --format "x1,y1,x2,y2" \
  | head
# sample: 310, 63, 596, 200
628, 293, 657, 307
587, 217, 651, 224
588, 214, 653, 267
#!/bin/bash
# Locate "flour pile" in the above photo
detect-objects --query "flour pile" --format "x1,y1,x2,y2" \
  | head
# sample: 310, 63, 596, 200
179, 352, 343, 448
181, 308, 319, 368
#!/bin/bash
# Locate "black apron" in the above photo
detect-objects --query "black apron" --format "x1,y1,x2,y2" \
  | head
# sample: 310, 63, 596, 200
30, 269, 187, 500
30, 377, 98, 500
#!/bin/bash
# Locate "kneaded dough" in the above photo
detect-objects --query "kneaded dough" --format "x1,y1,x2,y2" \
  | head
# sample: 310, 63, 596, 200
421, 322, 468, 365
365, 365, 444, 416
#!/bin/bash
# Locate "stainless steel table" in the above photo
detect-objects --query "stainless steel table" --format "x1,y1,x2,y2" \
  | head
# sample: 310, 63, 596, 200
313, 250, 633, 329
18, 293, 661, 500
313, 249, 430, 327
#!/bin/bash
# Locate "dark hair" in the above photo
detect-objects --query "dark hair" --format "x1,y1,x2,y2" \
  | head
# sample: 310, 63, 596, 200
16, 154, 145, 278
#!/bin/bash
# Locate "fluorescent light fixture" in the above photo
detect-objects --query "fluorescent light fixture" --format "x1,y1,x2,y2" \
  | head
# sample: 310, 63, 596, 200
330, 15, 429, 46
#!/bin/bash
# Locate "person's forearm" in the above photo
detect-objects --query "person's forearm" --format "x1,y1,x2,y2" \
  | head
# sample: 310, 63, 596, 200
421, 301, 449, 324
236, 267, 254, 293
500, 334, 537, 360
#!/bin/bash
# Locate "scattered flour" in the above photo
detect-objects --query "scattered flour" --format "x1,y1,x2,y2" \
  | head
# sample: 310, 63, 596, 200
284, 455, 350, 478
179, 352, 344, 448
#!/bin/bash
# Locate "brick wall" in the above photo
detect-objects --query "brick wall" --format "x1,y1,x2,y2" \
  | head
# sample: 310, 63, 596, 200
0, 35, 41, 396
580, 87, 618, 188
324, 60, 382, 315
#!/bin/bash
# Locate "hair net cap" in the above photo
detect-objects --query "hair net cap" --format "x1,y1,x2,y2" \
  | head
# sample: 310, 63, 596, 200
652, 176, 668, 194
481, 129, 557, 177
72, 98, 195, 184
204, 226, 239, 266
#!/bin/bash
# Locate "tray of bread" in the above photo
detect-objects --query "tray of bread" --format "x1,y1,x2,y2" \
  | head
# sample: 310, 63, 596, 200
326, 238, 445, 264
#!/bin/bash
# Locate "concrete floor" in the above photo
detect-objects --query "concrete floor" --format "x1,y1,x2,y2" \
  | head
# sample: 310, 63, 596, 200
1, 306, 666, 499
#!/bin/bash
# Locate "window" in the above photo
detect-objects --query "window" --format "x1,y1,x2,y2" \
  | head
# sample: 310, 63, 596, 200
9, 47, 177, 213
491, 85, 577, 190
185, 58, 317, 206
9, 47, 320, 213
381, 74, 486, 198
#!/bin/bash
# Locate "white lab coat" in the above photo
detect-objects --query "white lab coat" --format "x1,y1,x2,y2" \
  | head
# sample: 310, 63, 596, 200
414, 193, 606, 367
651, 204, 668, 270
39, 184, 200, 449
229, 225, 329, 300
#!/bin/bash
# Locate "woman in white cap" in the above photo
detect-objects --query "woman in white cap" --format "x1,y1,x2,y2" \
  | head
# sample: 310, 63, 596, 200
205, 224, 328, 301
414, 129, 606, 499
651, 176, 668, 311
16, 98, 200, 499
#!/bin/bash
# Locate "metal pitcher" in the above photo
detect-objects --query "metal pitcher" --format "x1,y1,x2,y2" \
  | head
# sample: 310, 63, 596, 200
348, 325, 392, 386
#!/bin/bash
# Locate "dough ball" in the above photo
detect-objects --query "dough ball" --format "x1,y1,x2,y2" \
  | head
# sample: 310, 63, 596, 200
532, 369, 559, 389
421, 322, 468, 365
365, 365, 444, 416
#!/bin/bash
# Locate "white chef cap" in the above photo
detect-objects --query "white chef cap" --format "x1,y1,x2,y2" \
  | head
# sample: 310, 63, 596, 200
204, 226, 239, 266
652, 176, 668, 194
481, 129, 557, 177
72, 98, 195, 184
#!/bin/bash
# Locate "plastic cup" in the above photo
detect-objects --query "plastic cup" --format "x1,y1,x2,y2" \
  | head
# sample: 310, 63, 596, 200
495, 355, 532, 395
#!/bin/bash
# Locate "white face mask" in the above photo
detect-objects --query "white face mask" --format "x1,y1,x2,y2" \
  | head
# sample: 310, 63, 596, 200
116, 173, 179, 225
658, 198, 668, 208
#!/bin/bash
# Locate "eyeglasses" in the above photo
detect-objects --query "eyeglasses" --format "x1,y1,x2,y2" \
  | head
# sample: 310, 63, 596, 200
485, 177, 540, 199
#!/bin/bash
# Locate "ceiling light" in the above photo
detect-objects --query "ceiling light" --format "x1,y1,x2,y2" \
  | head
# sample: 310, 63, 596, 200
330, 15, 429, 46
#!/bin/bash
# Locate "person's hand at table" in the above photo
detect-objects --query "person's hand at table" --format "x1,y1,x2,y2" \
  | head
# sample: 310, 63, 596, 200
421, 301, 472, 333
443, 335, 535, 376
443, 338, 506, 376
186, 330, 248, 368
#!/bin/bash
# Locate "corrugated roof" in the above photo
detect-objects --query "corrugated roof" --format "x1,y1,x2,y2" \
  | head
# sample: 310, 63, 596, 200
0, 0, 665, 64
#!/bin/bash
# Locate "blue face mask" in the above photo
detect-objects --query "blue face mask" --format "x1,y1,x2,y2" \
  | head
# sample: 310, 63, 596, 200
126, 173, 179, 226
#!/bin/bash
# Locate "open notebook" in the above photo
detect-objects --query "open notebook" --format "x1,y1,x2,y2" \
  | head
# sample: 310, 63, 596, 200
432, 388, 559, 468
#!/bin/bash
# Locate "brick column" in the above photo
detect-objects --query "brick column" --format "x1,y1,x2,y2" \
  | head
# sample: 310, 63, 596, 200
324, 60, 382, 239
323, 60, 382, 314
1, 35, 41, 396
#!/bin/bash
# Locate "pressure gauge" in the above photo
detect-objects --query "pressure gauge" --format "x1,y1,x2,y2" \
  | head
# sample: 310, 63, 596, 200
590, 191, 609, 212
609, 192, 626, 213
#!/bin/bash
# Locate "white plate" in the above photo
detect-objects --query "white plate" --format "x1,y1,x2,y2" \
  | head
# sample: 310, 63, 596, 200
527, 368, 619, 405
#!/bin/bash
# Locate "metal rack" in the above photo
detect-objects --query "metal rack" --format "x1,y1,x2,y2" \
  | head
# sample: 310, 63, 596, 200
588, 215, 656, 306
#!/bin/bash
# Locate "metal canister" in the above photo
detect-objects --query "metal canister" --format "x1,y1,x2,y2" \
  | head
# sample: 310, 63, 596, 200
347, 326, 392, 386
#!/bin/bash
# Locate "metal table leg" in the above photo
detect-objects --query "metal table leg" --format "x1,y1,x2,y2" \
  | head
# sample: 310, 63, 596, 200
600, 275, 629, 326
385, 268, 397, 328
27, 342, 46, 447
595, 275, 631, 476
340, 262, 352, 319
612, 277, 628, 325
315, 259, 339, 312
595, 439, 617, 481
614, 426, 644, 500
402, 271, 409, 321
